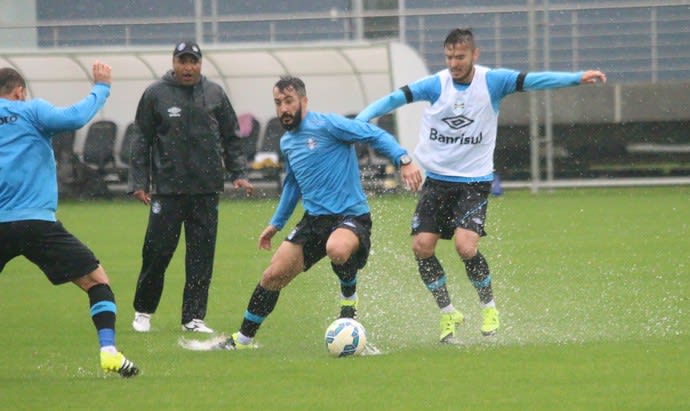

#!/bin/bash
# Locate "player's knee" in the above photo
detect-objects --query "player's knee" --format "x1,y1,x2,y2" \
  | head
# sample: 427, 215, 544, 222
73, 265, 110, 291
326, 243, 353, 265
259, 275, 283, 290
456, 243, 477, 260
260, 265, 292, 290
412, 240, 434, 259
90, 264, 109, 278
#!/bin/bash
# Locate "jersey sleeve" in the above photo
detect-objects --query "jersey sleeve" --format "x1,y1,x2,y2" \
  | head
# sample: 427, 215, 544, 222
523, 71, 583, 90
32, 83, 110, 131
406, 74, 442, 104
485, 68, 583, 111
355, 89, 407, 122
355, 74, 441, 122
329, 115, 406, 166
269, 160, 300, 230
485, 68, 521, 111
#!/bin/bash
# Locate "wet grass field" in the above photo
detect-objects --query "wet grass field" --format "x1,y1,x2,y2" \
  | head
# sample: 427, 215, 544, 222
1, 186, 688, 410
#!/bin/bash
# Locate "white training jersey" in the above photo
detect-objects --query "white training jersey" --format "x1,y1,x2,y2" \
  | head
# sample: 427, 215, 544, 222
415, 65, 498, 178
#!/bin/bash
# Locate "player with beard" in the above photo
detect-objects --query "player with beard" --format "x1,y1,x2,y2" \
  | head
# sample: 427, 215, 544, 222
356, 27, 606, 343
182, 75, 422, 351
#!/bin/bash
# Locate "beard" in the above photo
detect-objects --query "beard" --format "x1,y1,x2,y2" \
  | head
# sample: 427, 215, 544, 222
280, 107, 303, 131
450, 65, 474, 84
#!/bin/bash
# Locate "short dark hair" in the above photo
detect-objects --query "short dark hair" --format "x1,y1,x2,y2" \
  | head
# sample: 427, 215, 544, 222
274, 75, 306, 97
0, 68, 25, 96
444, 28, 476, 49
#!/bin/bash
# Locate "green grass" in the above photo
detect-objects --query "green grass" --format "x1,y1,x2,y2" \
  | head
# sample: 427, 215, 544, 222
1, 186, 688, 410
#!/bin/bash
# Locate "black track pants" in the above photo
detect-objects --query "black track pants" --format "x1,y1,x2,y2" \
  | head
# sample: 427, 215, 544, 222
133, 194, 219, 324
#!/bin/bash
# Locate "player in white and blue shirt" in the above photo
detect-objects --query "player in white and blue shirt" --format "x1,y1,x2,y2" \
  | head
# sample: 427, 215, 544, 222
213, 76, 422, 350
356, 27, 607, 342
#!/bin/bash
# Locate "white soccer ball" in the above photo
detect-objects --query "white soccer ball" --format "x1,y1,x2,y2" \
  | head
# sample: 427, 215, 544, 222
324, 318, 367, 357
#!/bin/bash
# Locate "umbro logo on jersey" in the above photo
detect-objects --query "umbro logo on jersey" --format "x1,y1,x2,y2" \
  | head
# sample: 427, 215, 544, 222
307, 137, 317, 150
167, 106, 182, 117
442, 114, 474, 130
0, 115, 18, 125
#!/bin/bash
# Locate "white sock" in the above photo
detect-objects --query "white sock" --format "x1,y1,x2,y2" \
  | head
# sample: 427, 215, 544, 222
440, 304, 456, 314
341, 292, 357, 301
480, 300, 496, 309
100, 345, 117, 354
236, 331, 253, 345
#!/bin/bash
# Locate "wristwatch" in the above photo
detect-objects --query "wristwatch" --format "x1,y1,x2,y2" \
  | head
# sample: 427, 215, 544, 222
399, 154, 412, 166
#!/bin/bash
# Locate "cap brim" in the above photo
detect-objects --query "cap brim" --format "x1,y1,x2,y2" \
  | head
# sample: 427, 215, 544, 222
174, 52, 201, 59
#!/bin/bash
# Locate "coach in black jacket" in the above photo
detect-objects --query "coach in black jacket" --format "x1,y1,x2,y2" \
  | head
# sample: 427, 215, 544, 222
128, 40, 253, 334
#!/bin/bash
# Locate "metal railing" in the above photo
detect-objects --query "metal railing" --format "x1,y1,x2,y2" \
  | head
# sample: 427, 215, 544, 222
4, 1, 689, 190
7, 1, 686, 84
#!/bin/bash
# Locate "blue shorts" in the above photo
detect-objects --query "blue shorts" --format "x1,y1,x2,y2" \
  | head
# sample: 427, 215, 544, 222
0, 220, 100, 285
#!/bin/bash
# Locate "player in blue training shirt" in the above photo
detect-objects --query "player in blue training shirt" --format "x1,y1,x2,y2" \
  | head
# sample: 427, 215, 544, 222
0, 62, 139, 377
356, 27, 607, 343
183, 75, 422, 351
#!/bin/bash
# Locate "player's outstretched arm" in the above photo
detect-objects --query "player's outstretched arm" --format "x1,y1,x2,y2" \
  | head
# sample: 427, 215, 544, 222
581, 70, 606, 84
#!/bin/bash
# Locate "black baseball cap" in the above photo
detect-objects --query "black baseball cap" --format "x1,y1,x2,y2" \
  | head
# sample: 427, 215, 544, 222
173, 40, 202, 59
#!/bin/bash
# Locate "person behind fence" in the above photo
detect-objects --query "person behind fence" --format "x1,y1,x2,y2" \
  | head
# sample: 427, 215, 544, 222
128, 40, 254, 334
182, 75, 422, 351
356, 27, 607, 343
0, 62, 139, 377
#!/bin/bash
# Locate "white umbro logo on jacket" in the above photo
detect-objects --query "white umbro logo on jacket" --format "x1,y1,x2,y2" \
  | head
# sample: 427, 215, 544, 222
167, 106, 182, 117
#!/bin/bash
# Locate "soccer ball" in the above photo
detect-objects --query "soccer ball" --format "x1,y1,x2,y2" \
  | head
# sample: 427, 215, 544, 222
324, 318, 367, 357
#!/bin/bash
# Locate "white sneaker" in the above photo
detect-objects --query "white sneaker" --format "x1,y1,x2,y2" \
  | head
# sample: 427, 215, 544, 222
132, 312, 152, 332
182, 319, 214, 333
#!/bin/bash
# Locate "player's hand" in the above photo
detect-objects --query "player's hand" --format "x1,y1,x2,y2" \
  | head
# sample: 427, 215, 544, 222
133, 189, 151, 205
258, 225, 278, 250
92, 60, 112, 85
581, 70, 606, 84
233, 178, 254, 196
400, 162, 422, 193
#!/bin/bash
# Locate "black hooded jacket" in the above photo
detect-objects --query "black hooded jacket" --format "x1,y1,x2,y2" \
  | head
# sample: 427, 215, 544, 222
128, 70, 246, 194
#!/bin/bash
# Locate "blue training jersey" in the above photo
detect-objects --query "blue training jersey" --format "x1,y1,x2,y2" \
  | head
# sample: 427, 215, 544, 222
0, 83, 111, 222
269, 111, 407, 230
